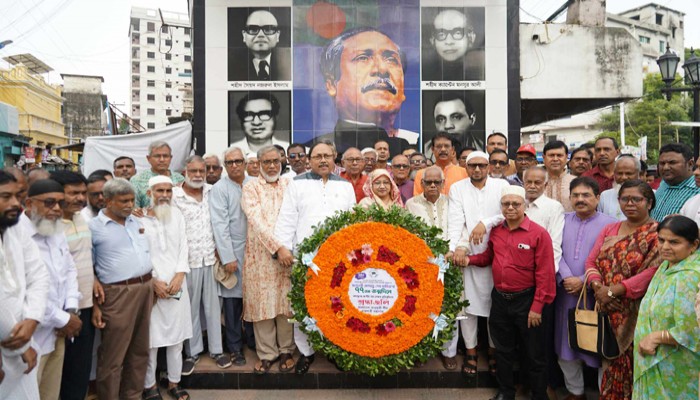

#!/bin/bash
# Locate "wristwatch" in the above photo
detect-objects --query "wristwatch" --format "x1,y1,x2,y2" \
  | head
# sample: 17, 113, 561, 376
607, 289, 616, 299
66, 308, 81, 317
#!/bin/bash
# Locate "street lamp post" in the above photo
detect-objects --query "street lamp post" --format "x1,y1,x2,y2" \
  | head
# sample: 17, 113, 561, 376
657, 46, 700, 159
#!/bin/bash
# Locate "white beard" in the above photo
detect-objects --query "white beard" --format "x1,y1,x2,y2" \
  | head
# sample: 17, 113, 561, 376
30, 212, 58, 236
185, 176, 205, 189
153, 203, 172, 224
261, 170, 280, 183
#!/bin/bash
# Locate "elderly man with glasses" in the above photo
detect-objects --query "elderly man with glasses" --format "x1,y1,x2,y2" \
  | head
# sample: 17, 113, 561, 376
229, 10, 290, 81
340, 147, 368, 203
391, 154, 413, 203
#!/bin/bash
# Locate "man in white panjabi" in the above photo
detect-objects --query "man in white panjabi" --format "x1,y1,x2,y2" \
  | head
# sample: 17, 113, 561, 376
0, 170, 49, 400
446, 151, 509, 379
140, 176, 193, 400
405, 166, 461, 370
274, 141, 356, 374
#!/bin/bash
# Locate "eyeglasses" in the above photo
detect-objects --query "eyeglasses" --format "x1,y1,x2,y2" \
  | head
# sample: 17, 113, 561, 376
261, 159, 281, 167
372, 180, 391, 187
310, 154, 334, 161
515, 157, 535, 163
433, 27, 472, 41
206, 165, 221, 171
224, 159, 245, 167
433, 144, 452, 150
422, 179, 443, 187
186, 168, 205, 175
411, 159, 426, 165
88, 192, 103, 198
344, 157, 363, 164
466, 163, 488, 169
242, 111, 273, 123
619, 196, 645, 204
489, 160, 508, 166
288, 152, 306, 160
392, 164, 410, 170
244, 25, 279, 36
364, 158, 377, 164
149, 154, 172, 159
501, 201, 523, 209
32, 197, 66, 209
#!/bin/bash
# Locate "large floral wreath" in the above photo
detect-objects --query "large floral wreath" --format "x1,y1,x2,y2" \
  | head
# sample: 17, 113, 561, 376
290, 205, 468, 376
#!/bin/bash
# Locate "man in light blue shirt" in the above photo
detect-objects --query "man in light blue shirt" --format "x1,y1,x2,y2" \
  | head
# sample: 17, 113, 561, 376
89, 178, 153, 400
210, 147, 255, 367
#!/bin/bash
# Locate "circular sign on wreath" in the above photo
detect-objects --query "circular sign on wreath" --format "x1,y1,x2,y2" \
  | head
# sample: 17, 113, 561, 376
290, 205, 468, 376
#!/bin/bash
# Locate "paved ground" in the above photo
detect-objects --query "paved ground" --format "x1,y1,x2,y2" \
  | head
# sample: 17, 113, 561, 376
183, 388, 599, 399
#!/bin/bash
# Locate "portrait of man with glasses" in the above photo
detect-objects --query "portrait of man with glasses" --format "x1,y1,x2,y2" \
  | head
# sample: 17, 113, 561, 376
228, 8, 291, 81
229, 91, 290, 156
421, 7, 485, 82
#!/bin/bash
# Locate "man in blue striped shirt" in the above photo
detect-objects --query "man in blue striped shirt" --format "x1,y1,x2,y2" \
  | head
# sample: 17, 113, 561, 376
651, 143, 700, 221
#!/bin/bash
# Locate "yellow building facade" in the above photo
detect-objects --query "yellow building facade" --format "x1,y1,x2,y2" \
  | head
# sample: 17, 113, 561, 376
0, 65, 72, 164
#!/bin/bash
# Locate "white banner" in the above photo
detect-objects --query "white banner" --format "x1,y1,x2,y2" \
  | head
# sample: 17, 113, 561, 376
82, 121, 193, 176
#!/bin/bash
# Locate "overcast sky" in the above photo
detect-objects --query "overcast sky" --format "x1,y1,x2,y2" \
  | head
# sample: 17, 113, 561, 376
0, 0, 697, 109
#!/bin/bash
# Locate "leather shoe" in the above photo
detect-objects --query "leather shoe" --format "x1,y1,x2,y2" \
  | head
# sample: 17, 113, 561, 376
489, 393, 514, 400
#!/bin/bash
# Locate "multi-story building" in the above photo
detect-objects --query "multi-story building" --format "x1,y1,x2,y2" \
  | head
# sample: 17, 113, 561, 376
522, 2, 685, 152
0, 61, 69, 164
129, 7, 193, 130
607, 3, 685, 75
61, 74, 108, 140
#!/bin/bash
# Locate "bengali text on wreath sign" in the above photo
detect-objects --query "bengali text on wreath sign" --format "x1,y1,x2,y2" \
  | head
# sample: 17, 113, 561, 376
348, 268, 399, 315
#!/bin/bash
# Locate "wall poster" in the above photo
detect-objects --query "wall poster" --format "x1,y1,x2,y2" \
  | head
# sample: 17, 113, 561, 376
203, 0, 511, 159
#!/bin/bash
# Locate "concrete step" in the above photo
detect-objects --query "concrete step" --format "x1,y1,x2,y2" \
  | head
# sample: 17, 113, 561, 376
180, 347, 498, 390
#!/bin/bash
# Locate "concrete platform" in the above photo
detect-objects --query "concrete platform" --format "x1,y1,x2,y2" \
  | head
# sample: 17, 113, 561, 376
180, 347, 499, 390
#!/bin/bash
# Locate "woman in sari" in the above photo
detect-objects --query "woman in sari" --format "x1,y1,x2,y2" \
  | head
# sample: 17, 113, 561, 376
633, 215, 700, 399
358, 169, 404, 210
585, 179, 662, 400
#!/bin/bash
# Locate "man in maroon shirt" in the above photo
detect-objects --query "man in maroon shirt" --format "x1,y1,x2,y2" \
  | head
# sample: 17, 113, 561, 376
582, 137, 619, 192
465, 185, 556, 400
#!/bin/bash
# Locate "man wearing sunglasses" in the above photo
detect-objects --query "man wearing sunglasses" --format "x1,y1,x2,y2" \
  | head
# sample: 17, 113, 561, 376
229, 10, 290, 81
283, 144, 308, 178
232, 91, 289, 157
422, 8, 484, 81
20, 179, 81, 399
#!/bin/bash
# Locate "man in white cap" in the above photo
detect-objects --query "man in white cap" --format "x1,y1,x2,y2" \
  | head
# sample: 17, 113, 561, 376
139, 176, 192, 400
446, 150, 509, 380
462, 185, 556, 400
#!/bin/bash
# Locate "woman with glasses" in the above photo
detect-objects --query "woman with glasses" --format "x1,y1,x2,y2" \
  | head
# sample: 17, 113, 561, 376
585, 179, 662, 400
633, 215, 700, 399
358, 169, 404, 210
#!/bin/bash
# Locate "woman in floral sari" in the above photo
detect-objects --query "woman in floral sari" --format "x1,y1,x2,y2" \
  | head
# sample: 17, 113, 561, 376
633, 215, 700, 399
585, 180, 662, 400
358, 169, 404, 210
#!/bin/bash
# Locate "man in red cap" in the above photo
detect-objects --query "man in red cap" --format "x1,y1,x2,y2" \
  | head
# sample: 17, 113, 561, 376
506, 144, 537, 187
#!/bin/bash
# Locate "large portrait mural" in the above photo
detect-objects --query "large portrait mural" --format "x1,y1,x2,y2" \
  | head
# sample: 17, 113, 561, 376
208, 0, 511, 160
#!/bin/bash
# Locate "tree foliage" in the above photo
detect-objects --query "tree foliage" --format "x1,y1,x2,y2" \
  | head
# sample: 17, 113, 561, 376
595, 70, 693, 164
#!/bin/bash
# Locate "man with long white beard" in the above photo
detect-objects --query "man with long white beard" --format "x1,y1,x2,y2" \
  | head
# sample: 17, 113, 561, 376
241, 146, 295, 374
19, 179, 81, 400
172, 155, 230, 373
0, 170, 49, 399
139, 176, 192, 400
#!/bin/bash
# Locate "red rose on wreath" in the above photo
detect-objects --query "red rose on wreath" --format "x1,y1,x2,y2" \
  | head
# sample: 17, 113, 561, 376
346, 317, 370, 333
330, 296, 344, 313
402, 295, 417, 316
398, 266, 419, 289
377, 245, 400, 265
330, 262, 347, 288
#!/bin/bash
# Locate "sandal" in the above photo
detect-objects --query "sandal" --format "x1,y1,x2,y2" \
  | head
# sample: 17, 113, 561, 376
295, 354, 315, 375
279, 353, 295, 373
167, 385, 190, 400
143, 387, 162, 400
462, 354, 478, 380
254, 358, 277, 375
441, 355, 458, 370
487, 350, 497, 377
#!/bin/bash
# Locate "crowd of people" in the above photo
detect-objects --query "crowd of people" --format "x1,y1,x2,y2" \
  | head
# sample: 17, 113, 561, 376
0, 133, 698, 400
